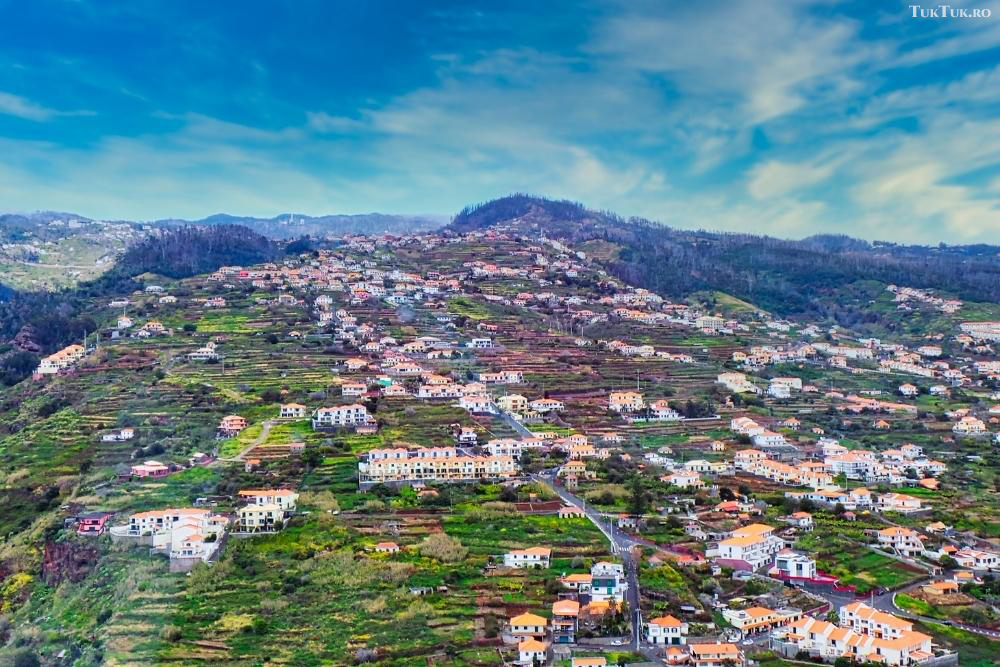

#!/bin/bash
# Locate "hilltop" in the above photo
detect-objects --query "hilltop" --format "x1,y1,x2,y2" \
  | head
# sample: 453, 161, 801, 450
448, 194, 1000, 322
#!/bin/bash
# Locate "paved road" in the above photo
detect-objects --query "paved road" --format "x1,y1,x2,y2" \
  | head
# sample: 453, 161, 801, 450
799, 578, 1000, 641
532, 471, 644, 651
497, 411, 536, 438
884, 588, 1000, 640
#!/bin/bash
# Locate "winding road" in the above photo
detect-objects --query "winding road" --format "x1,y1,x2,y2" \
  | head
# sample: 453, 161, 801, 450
535, 469, 1000, 649
532, 471, 644, 651
795, 575, 1000, 640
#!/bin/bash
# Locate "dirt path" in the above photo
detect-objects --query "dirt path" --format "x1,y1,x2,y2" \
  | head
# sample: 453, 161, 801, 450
220, 420, 274, 462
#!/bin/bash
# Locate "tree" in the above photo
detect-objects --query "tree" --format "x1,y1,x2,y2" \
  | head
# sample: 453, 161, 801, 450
940, 555, 959, 570
627, 476, 650, 516
0, 352, 38, 386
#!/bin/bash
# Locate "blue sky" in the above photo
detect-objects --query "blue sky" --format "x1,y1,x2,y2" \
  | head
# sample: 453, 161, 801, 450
0, 0, 998, 242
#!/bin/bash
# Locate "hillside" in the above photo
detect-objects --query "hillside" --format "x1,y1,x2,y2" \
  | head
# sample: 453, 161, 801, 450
0, 225, 283, 377
98, 225, 280, 283
0, 211, 444, 293
448, 194, 1000, 323
0, 214, 148, 291
0, 228, 996, 666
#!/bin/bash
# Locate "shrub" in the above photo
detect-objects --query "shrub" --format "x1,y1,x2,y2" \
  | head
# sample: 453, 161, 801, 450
417, 533, 468, 562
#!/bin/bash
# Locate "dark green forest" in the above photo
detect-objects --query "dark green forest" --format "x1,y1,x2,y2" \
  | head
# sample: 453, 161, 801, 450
450, 194, 1000, 320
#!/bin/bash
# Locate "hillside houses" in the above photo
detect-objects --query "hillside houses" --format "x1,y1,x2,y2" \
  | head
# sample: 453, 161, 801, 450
773, 603, 942, 666
503, 547, 551, 568
279, 403, 307, 419
717, 372, 760, 394
34, 223, 1000, 667
358, 446, 517, 488
608, 391, 644, 413
217, 415, 248, 437
714, 523, 784, 570
312, 404, 375, 430
110, 508, 229, 571
36, 343, 87, 375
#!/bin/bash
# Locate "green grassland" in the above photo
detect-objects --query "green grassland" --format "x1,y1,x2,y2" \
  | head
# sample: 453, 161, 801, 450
918, 621, 1000, 667
687, 290, 769, 317
157, 509, 612, 666
795, 524, 926, 594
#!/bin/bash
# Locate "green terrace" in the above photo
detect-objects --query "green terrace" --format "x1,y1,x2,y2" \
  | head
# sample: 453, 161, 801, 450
156, 506, 613, 667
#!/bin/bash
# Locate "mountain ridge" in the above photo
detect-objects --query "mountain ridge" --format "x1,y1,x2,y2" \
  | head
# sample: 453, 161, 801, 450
1, 210, 446, 239
447, 194, 1000, 320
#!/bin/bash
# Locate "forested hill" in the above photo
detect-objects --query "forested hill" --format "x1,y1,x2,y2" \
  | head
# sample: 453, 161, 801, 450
448, 195, 1000, 318
105, 224, 278, 280
0, 225, 282, 373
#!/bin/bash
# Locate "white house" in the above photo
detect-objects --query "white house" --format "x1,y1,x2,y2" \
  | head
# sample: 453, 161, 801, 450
279, 403, 307, 419
517, 639, 548, 666
715, 524, 783, 570
772, 549, 817, 579
509, 612, 548, 637
877, 527, 924, 556
590, 562, 628, 603
312, 404, 374, 429
646, 615, 688, 645
503, 547, 551, 569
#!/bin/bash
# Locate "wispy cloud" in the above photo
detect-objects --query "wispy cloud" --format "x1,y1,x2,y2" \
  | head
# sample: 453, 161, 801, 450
0, 1, 997, 241
0, 91, 91, 121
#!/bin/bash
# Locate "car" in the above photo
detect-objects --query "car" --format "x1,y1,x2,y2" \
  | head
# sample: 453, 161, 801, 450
741, 639, 753, 646
612, 640, 624, 646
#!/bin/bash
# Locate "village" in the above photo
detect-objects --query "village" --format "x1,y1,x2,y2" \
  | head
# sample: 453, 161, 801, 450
8, 226, 1000, 667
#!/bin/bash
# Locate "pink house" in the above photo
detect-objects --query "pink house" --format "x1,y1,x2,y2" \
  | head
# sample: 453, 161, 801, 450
76, 511, 113, 536
131, 460, 170, 478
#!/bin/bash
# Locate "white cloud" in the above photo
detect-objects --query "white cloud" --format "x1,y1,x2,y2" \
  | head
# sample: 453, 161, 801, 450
0, 91, 79, 121
1, 1, 999, 243
747, 160, 835, 200
305, 111, 366, 134
587, 0, 880, 124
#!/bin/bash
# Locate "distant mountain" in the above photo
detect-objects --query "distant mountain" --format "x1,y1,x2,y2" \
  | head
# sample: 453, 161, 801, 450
447, 194, 1000, 320
152, 212, 446, 238
0, 209, 446, 292
0, 213, 148, 291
